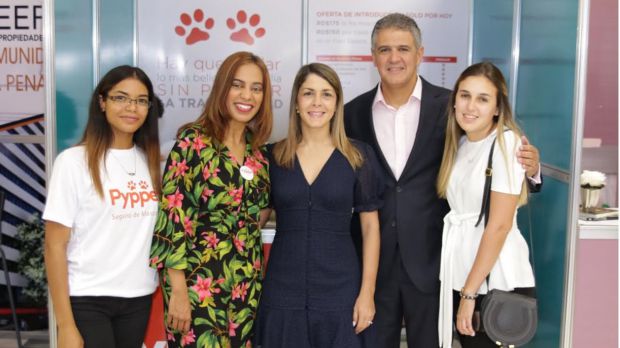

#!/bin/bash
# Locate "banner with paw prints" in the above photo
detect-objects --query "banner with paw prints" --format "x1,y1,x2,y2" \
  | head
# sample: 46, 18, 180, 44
137, 0, 302, 152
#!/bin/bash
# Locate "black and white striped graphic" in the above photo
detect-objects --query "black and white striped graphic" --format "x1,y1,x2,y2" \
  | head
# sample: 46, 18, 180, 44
0, 114, 45, 288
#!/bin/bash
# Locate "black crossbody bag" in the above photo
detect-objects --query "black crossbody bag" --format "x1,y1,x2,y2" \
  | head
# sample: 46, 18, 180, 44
473, 136, 538, 348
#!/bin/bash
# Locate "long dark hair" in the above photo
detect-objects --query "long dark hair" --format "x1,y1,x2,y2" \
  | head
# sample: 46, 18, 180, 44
80, 65, 161, 197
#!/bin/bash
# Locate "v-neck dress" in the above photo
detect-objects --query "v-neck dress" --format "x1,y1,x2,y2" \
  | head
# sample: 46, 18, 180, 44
255, 140, 384, 348
150, 126, 270, 347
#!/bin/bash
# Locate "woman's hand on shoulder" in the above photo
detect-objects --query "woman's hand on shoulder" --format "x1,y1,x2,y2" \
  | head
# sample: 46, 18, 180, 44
352, 291, 375, 334
58, 324, 84, 348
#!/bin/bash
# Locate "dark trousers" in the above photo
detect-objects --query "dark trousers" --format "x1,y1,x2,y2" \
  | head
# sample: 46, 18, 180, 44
452, 287, 536, 348
70, 294, 152, 348
375, 249, 439, 348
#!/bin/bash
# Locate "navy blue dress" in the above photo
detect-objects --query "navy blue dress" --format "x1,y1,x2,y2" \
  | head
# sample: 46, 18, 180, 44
255, 141, 384, 348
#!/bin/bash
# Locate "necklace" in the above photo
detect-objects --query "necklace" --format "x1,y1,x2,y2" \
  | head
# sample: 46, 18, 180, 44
110, 147, 136, 176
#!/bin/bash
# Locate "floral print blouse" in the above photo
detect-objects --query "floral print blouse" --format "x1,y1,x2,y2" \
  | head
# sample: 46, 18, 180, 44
150, 125, 270, 347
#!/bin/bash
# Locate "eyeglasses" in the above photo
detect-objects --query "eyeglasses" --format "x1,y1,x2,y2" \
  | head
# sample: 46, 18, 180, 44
107, 95, 151, 108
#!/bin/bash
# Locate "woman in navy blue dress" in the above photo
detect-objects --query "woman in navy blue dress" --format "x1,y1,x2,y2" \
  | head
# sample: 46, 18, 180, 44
255, 63, 383, 347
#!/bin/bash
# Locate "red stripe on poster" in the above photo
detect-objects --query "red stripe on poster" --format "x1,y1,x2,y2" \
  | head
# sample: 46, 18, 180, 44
317, 55, 373, 62
422, 56, 457, 63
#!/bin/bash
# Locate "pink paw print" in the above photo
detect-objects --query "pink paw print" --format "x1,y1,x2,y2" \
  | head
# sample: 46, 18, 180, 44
127, 181, 137, 191
227, 10, 266, 45
175, 9, 215, 45
138, 180, 149, 190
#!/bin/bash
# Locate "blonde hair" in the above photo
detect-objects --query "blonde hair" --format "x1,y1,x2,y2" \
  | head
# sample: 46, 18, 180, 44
437, 62, 528, 205
273, 63, 363, 169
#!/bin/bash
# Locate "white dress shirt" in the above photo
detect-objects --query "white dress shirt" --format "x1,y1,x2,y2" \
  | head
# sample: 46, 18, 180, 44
372, 76, 422, 179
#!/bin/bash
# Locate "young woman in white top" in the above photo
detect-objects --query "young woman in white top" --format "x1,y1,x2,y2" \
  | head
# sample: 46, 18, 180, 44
44, 66, 161, 348
436, 62, 535, 348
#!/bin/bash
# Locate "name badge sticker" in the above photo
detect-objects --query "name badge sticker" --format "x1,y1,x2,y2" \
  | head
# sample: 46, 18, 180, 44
239, 165, 254, 180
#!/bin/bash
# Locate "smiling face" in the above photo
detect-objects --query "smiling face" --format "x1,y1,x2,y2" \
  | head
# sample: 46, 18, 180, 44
454, 75, 499, 141
99, 77, 149, 147
372, 28, 424, 92
225, 63, 264, 127
296, 73, 337, 132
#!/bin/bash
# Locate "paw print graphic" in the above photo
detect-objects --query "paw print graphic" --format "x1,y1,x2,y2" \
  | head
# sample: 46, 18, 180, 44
138, 180, 149, 190
175, 9, 215, 45
127, 181, 137, 191
227, 10, 266, 45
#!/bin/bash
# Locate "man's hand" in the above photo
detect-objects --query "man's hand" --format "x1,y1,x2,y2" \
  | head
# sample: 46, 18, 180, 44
517, 136, 540, 178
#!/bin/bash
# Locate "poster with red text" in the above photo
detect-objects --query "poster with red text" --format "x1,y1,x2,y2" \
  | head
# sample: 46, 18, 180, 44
0, 1, 46, 292
0, 1, 44, 124
307, 0, 470, 102
137, 0, 302, 152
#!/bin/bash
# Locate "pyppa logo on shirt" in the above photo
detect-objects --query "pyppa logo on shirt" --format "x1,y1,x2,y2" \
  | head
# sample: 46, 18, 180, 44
109, 180, 158, 209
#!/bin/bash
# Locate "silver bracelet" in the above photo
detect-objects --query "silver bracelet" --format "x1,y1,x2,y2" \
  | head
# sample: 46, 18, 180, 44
459, 288, 478, 300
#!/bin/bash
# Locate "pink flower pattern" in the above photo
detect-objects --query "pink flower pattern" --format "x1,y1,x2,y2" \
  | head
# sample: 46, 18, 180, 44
233, 235, 245, 253
243, 156, 263, 173
229, 187, 243, 204
166, 189, 184, 210
253, 258, 262, 271
192, 137, 206, 152
183, 216, 194, 236
205, 232, 219, 249
191, 275, 223, 302
168, 159, 189, 178
180, 329, 195, 346
228, 318, 240, 337
178, 137, 191, 150
232, 282, 249, 301
201, 187, 214, 202
150, 127, 270, 346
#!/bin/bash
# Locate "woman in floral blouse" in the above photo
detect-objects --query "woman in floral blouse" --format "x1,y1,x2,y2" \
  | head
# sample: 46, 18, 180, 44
150, 51, 273, 347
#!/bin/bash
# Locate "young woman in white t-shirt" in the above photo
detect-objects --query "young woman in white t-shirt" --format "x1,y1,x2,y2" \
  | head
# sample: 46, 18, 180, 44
436, 62, 535, 348
44, 66, 161, 348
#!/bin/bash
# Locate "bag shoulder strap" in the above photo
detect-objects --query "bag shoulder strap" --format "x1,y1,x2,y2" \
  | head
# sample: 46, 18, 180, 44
475, 136, 497, 288
475, 130, 536, 289
475, 137, 497, 228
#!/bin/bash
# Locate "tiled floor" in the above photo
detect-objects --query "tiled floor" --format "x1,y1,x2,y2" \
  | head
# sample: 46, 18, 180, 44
0, 330, 48, 348
0, 329, 462, 347
399, 328, 463, 348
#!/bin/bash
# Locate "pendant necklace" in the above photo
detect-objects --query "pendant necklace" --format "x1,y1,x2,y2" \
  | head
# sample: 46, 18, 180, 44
110, 147, 136, 176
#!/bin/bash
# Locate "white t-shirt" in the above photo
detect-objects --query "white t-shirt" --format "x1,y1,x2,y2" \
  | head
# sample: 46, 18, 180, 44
444, 128, 534, 291
438, 129, 535, 347
43, 145, 158, 297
